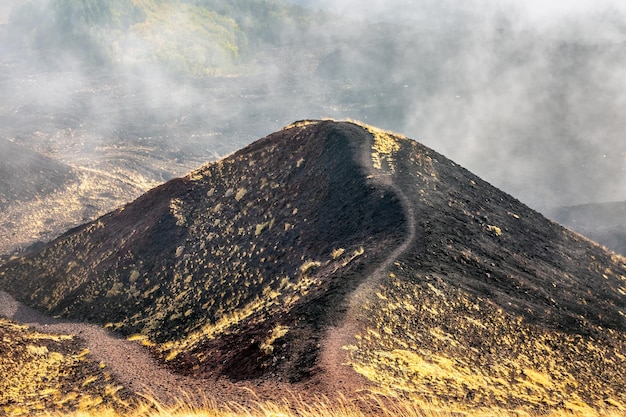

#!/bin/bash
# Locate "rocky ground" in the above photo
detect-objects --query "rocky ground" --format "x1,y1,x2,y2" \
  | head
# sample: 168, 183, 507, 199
2, 121, 626, 415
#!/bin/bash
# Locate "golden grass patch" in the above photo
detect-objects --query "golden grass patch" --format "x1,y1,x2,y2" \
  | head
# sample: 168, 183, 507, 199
0, 319, 127, 416
39, 392, 626, 417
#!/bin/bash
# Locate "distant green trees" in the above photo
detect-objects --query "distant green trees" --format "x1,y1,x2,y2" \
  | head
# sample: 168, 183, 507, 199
10, 0, 145, 66
183, 0, 322, 45
9, 0, 323, 74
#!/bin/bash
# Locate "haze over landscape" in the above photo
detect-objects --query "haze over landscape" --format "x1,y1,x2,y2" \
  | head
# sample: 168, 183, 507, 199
1, 1, 626, 416
1, 0, 626, 217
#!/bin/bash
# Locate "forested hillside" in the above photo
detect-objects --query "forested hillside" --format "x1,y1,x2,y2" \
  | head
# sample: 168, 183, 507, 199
7, 0, 323, 74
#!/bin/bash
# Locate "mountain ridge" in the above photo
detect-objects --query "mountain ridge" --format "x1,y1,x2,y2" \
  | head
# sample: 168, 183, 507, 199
1, 120, 407, 384
1, 120, 626, 414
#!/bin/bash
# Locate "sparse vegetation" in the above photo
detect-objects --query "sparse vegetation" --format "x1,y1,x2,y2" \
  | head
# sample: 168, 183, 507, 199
35, 394, 626, 417
365, 125, 405, 173
0, 318, 130, 416
348, 273, 626, 412
2, 121, 626, 416
486, 224, 502, 236
260, 324, 289, 354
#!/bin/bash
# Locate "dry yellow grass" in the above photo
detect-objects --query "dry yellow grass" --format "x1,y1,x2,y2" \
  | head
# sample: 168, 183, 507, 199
0, 318, 127, 416
39, 393, 626, 417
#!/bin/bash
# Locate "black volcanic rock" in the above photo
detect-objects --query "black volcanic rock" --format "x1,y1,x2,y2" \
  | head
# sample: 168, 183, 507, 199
0, 120, 406, 381
1, 120, 626, 412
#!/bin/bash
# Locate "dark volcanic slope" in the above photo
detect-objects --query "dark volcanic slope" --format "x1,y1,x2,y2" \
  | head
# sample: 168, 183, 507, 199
1, 120, 626, 413
346, 127, 626, 412
0, 120, 405, 382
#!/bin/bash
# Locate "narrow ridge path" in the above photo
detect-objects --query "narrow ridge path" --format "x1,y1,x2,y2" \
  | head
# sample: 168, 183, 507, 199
0, 121, 419, 403
319, 123, 418, 393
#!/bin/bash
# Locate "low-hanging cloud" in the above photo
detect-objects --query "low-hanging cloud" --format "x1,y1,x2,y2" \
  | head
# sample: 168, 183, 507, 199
302, 0, 626, 211
1, 0, 625, 231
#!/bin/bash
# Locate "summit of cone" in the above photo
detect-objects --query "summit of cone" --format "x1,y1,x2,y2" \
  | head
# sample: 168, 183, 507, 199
1, 120, 626, 414
1, 120, 407, 383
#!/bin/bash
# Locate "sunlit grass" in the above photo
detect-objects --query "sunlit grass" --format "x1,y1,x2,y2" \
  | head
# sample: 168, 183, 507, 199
39, 393, 626, 417
346, 271, 626, 411
0, 318, 125, 416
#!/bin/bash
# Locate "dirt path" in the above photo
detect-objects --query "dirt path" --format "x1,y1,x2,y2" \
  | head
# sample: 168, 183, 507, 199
318, 124, 418, 393
0, 290, 231, 405
350, 127, 417, 306
0, 122, 419, 403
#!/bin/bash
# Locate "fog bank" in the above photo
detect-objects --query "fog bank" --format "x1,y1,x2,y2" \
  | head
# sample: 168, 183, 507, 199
1, 0, 625, 219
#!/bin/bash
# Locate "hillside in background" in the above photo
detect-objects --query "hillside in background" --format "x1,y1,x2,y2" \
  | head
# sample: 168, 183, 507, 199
552, 201, 626, 257
0, 0, 334, 256
0, 139, 77, 210
1, 120, 626, 415
7, 0, 323, 75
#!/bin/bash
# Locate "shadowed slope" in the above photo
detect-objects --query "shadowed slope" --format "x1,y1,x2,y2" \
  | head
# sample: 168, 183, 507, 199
1, 120, 626, 415
342, 128, 626, 413
0, 139, 77, 210
0, 120, 406, 383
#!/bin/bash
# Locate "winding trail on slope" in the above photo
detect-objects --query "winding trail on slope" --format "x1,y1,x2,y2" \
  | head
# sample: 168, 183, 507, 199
0, 290, 240, 406
319, 123, 418, 393
0, 121, 419, 404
